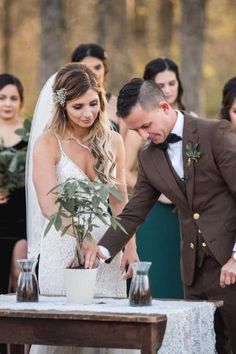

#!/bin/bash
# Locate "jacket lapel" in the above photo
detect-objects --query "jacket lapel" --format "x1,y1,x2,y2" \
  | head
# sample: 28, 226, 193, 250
182, 113, 199, 210
150, 145, 188, 209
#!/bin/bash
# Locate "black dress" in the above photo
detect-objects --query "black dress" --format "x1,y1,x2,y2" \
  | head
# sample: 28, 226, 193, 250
0, 140, 27, 294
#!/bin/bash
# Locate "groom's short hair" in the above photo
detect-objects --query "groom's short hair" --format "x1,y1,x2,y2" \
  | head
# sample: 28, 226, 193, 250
117, 78, 166, 118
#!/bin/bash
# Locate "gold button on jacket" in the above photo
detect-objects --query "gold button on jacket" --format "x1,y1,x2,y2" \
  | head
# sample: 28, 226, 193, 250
202, 242, 207, 248
190, 242, 195, 249
193, 213, 200, 220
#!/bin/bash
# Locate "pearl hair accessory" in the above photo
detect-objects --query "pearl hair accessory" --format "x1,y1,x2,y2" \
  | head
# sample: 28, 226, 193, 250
53, 88, 67, 107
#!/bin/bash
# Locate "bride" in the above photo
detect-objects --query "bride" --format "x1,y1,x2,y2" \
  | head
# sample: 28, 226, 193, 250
27, 63, 139, 354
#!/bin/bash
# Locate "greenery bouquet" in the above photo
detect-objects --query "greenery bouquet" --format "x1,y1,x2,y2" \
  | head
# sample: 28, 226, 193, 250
45, 178, 126, 267
0, 117, 31, 194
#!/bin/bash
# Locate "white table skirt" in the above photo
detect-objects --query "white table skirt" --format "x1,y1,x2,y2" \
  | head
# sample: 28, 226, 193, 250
0, 295, 216, 354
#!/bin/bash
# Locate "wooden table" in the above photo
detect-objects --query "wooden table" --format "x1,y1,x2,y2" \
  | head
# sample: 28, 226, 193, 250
0, 295, 221, 353
0, 306, 167, 354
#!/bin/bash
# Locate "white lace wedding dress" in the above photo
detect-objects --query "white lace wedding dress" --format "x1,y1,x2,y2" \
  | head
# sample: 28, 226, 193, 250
30, 136, 139, 354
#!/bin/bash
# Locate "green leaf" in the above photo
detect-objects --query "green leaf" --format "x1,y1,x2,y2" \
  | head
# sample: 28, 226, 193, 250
98, 185, 109, 201
85, 232, 93, 242
8, 154, 18, 172
61, 224, 71, 236
60, 198, 78, 215
15, 118, 31, 141
110, 217, 128, 234
66, 181, 78, 197
54, 212, 62, 230
23, 118, 32, 131
44, 215, 57, 236
109, 187, 123, 201
15, 128, 25, 136
91, 195, 100, 208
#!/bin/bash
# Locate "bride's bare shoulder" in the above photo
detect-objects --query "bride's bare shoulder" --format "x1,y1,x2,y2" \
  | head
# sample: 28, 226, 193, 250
34, 130, 59, 156
35, 130, 57, 145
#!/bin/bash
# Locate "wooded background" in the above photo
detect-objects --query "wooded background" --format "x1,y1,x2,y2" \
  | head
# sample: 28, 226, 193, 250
0, 0, 235, 118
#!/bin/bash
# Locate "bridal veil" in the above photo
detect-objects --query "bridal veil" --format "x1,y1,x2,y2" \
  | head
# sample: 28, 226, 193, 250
26, 73, 56, 258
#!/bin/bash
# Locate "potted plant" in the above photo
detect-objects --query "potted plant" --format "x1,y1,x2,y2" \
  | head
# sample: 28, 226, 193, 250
45, 177, 126, 304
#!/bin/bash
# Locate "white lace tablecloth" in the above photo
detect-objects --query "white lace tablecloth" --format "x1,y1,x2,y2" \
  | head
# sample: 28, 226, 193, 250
0, 295, 216, 354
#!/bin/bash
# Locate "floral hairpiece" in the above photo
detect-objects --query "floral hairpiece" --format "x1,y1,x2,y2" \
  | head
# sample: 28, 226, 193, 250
53, 88, 67, 107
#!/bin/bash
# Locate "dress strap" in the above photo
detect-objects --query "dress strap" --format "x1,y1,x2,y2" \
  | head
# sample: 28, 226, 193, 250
53, 132, 63, 153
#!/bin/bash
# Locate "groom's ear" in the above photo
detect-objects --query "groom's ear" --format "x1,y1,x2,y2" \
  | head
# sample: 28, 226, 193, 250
159, 102, 169, 113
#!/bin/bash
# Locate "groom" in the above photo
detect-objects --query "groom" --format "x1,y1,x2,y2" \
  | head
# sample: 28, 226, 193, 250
85, 78, 236, 353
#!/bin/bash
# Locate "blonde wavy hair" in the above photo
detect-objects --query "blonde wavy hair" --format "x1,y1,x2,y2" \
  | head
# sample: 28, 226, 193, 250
49, 63, 116, 183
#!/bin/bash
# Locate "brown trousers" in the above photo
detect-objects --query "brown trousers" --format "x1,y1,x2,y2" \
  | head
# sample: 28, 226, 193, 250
184, 251, 236, 354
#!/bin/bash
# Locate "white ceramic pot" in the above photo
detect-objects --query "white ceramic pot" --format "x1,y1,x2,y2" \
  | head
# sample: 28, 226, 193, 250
64, 268, 97, 305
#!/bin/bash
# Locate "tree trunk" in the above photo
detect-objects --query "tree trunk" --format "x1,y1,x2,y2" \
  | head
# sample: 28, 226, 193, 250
157, 0, 174, 57
98, 0, 132, 94
38, 0, 65, 88
1, 0, 12, 72
131, 0, 149, 63
133, 0, 148, 44
95, 0, 108, 47
180, 0, 207, 114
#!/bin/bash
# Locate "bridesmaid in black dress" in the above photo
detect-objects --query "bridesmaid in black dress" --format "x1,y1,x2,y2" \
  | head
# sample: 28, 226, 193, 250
0, 73, 28, 354
0, 74, 27, 294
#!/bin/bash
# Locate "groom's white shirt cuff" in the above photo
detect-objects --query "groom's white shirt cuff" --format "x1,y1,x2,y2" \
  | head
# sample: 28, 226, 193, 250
98, 245, 111, 262
233, 243, 236, 251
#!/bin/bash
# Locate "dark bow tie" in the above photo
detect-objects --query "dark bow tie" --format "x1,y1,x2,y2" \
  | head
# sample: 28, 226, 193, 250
155, 133, 182, 150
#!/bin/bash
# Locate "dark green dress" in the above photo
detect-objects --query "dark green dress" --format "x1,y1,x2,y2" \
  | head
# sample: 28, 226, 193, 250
136, 201, 184, 299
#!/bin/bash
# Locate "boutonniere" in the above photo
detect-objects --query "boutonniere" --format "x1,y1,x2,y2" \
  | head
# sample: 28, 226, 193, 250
186, 142, 201, 167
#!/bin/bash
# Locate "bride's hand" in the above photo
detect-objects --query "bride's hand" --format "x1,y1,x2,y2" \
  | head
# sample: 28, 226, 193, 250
67, 255, 100, 269
120, 239, 139, 279
67, 257, 77, 268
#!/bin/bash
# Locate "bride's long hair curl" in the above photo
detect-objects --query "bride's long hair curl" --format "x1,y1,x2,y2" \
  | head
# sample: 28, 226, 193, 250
49, 63, 116, 183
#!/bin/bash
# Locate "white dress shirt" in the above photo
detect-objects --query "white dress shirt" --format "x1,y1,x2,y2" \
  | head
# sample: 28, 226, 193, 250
167, 110, 184, 179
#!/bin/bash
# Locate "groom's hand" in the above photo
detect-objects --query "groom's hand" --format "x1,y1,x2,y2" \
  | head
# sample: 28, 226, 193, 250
220, 257, 236, 288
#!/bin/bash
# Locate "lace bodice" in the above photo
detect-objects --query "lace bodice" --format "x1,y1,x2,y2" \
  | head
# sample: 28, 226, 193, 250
38, 136, 126, 298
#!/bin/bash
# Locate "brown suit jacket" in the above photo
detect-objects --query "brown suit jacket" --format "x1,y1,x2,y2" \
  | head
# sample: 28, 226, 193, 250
99, 113, 236, 286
